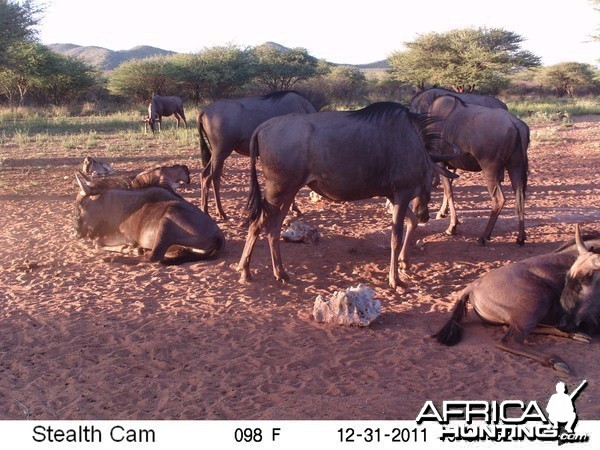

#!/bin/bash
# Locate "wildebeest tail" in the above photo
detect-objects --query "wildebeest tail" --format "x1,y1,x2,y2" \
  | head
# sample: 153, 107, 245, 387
432, 290, 470, 346
513, 119, 529, 214
246, 131, 265, 226
197, 110, 211, 169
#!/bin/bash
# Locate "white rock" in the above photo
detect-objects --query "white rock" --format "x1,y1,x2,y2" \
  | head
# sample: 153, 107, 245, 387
309, 191, 323, 202
281, 220, 320, 244
313, 284, 381, 327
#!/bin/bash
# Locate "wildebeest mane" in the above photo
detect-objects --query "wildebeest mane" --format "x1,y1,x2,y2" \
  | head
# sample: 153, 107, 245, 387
261, 90, 299, 102
347, 101, 409, 123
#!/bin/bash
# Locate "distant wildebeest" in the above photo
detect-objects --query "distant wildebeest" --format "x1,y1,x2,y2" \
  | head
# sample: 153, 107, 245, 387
237, 102, 458, 289
197, 91, 317, 220
82, 157, 114, 177
74, 174, 224, 264
426, 95, 530, 246
145, 95, 187, 133
434, 225, 600, 373
80, 164, 191, 191
409, 87, 508, 113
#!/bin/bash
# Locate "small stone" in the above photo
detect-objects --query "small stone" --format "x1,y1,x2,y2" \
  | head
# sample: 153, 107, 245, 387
313, 284, 381, 327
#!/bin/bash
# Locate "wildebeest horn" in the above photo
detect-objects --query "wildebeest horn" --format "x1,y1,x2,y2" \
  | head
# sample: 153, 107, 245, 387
77, 170, 92, 183
433, 163, 459, 179
575, 223, 589, 255
429, 143, 461, 163
75, 172, 92, 196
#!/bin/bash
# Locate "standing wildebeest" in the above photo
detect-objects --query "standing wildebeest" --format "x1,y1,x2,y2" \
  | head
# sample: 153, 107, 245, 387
74, 174, 224, 264
434, 225, 600, 373
145, 95, 187, 133
78, 164, 191, 191
197, 91, 317, 220
237, 102, 458, 289
409, 87, 508, 113
426, 95, 530, 246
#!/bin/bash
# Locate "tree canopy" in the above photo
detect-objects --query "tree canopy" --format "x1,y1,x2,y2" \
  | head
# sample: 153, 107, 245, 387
536, 62, 598, 96
388, 27, 541, 93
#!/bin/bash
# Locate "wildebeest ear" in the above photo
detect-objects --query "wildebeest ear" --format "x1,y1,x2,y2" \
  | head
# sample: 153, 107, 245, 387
433, 163, 459, 179
75, 173, 92, 196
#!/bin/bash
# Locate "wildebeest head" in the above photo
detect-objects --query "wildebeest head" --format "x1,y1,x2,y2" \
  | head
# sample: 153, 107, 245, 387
559, 225, 600, 331
73, 173, 109, 239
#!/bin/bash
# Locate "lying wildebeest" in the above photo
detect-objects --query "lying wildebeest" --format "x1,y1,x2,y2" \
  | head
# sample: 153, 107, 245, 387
145, 95, 187, 133
426, 95, 530, 246
74, 174, 224, 264
409, 87, 508, 113
197, 91, 317, 220
434, 225, 600, 374
80, 164, 191, 191
82, 157, 114, 177
237, 102, 458, 289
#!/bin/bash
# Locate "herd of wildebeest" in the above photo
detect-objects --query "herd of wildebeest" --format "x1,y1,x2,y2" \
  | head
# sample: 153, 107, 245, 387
72, 89, 600, 374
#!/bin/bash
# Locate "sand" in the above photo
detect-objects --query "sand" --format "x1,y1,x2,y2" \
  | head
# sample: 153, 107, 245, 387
0, 116, 599, 420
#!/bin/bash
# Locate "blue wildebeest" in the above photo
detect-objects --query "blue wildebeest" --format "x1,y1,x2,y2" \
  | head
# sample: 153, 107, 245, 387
434, 225, 600, 373
145, 95, 187, 133
74, 174, 224, 264
197, 91, 317, 220
409, 87, 508, 113
426, 95, 530, 246
236, 102, 459, 289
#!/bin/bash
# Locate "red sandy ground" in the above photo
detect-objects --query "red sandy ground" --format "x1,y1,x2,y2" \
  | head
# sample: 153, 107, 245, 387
0, 116, 598, 420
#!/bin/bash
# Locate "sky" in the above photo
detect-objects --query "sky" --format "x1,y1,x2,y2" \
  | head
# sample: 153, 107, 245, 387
37, 0, 600, 66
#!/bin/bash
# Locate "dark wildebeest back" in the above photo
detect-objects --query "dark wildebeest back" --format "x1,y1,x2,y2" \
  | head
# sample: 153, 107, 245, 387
427, 95, 529, 246
237, 102, 458, 289
409, 87, 508, 113
196, 91, 317, 220
146, 95, 187, 133
434, 225, 600, 373
74, 176, 224, 264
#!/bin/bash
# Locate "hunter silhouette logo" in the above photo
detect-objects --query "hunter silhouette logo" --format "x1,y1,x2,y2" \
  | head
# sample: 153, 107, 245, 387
546, 380, 588, 444
416, 380, 590, 444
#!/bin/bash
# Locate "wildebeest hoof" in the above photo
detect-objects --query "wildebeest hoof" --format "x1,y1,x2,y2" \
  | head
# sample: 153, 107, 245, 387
552, 360, 571, 374
445, 227, 457, 236
516, 238, 525, 247
476, 237, 486, 246
238, 274, 253, 284
571, 332, 591, 343
436, 212, 447, 220
275, 273, 290, 283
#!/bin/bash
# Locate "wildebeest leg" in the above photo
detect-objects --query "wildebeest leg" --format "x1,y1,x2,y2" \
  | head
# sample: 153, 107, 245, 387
389, 194, 410, 290
200, 151, 231, 220
438, 175, 458, 235
399, 207, 418, 271
265, 198, 295, 282
479, 177, 505, 246
237, 218, 261, 283
507, 165, 526, 246
495, 326, 570, 373
530, 324, 591, 343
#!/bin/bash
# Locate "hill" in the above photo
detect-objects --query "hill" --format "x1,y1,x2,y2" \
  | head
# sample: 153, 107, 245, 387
47, 42, 390, 73
47, 44, 176, 71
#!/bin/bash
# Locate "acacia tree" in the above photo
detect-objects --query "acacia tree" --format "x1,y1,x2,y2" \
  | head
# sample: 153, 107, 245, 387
253, 45, 321, 91
0, 0, 42, 68
107, 57, 173, 101
389, 27, 541, 93
536, 62, 598, 96
167, 45, 256, 102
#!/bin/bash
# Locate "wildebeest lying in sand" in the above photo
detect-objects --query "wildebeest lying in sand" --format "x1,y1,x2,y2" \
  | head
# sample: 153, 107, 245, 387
82, 157, 114, 177
426, 95, 530, 246
74, 174, 224, 264
237, 102, 458, 289
197, 91, 317, 220
79, 164, 191, 191
145, 95, 187, 133
434, 225, 600, 374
